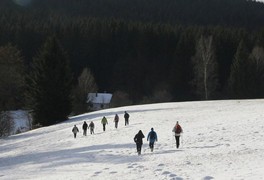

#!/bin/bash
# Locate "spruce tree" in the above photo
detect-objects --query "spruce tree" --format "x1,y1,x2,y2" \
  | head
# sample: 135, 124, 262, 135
0, 44, 25, 110
26, 36, 73, 126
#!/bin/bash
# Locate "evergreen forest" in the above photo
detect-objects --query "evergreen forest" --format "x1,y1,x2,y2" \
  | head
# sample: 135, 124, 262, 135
1, 0, 264, 125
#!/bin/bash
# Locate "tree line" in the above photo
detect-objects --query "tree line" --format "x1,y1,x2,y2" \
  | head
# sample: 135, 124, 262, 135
1, 0, 264, 128
2, 0, 264, 29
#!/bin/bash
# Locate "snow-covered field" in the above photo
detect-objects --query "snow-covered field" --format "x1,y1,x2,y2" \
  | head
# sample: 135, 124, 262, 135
1, 100, 264, 180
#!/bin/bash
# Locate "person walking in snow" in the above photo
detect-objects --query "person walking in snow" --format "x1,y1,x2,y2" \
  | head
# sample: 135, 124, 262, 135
82, 121, 88, 136
172, 121, 183, 148
72, 125, 79, 138
134, 130, 145, 155
89, 121, 95, 134
147, 128, 158, 152
124, 111, 130, 126
101, 116, 108, 131
114, 114, 119, 128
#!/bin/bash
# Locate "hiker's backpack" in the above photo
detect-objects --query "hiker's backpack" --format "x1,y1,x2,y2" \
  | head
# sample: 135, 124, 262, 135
90, 123, 94, 128
175, 125, 182, 134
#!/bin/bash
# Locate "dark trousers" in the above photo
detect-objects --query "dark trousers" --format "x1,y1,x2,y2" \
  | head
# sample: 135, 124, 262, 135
125, 119, 129, 126
175, 136, 180, 148
149, 142, 154, 149
73, 133, 77, 138
83, 129, 87, 136
115, 122, 118, 128
90, 128, 94, 134
136, 143, 142, 155
103, 124, 106, 131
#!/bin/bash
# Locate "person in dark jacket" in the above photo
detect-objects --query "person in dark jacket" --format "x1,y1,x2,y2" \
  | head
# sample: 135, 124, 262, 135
124, 111, 130, 126
114, 114, 119, 128
134, 130, 145, 155
147, 128, 158, 152
72, 125, 79, 138
172, 121, 183, 148
82, 121, 88, 136
89, 121, 95, 134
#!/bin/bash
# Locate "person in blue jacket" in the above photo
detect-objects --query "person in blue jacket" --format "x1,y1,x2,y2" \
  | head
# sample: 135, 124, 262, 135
147, 127, 158, 152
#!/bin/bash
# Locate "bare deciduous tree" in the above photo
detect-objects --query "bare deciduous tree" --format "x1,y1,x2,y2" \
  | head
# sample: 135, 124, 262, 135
192, 35, 219, 100
78, 67, 98, 94
228, 40, 250, 98
250, 46, 264, 72
228, 43, 264, 98
72, 67, 98, 114
248, 46, 264, 97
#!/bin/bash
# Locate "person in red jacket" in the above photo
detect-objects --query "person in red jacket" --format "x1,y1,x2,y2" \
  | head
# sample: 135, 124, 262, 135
172, 121, 183, 148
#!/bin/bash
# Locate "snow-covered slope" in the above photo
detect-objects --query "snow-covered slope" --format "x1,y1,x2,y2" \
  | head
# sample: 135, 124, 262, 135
1, 100, 264, 180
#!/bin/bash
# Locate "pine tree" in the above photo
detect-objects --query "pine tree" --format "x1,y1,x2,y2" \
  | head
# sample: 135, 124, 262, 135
0, 44, 25, 111
26, 36, 73, 126
169, 32, 195, 101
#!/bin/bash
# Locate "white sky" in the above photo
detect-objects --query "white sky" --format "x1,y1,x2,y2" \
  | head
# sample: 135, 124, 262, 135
1, 99, 264, 179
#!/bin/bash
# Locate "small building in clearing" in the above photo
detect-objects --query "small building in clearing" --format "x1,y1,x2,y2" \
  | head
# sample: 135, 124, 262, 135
87, 92, 113, 111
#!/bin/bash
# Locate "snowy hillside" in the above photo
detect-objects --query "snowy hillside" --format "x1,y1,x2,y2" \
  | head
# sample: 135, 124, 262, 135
1, 100, 264, 180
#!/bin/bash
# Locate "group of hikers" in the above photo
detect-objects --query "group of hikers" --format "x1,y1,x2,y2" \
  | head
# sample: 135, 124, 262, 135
72, 111, 183, 155
134, 121, 183, 155
133, 128, 158, 155
72, 120, 95, 138
72, 111, 130, 136
100, 111, 130, 131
